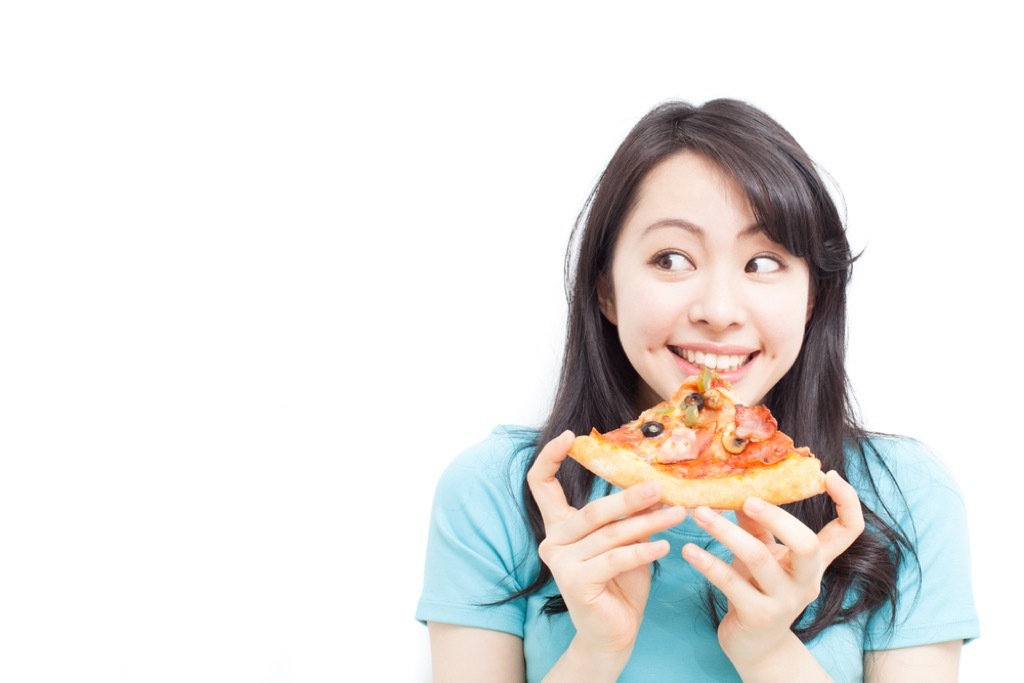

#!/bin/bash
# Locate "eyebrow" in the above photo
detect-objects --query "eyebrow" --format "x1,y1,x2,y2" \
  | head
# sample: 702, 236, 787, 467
642, 218, 764, 240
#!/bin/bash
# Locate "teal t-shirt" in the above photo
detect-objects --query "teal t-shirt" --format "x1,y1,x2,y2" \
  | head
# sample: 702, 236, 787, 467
416, 426, 979, 682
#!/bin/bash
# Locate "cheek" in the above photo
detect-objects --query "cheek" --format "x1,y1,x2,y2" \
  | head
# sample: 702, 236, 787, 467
757, 289, 810, 357
612, 283, 682, 349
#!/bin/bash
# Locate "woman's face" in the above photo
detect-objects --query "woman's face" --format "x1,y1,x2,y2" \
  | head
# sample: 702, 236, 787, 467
600, 151, 812, 407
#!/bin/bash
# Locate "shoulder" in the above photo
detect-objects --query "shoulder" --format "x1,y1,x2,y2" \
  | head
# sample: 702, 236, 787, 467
431, 425, 539, 513
850, 436, 981, 647
845, 435, 965, 514
418, 426, 543, 631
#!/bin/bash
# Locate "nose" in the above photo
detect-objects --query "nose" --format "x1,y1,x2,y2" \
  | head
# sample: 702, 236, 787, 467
687, 271, 747, 331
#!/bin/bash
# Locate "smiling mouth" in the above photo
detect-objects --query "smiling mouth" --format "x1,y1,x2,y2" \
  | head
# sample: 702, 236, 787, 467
670, 347, 754, 372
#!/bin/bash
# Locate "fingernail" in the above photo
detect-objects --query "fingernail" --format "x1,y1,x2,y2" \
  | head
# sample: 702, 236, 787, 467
745, 497, 766, 513
694, 506, 715, 523
682, 543, 709, 567
642, 482, 660, 498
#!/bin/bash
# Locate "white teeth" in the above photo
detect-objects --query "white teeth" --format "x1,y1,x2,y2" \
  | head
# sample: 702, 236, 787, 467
677, 348, 748, 372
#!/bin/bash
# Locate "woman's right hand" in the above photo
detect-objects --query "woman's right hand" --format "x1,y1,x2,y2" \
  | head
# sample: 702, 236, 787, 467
526, 430, 686, 677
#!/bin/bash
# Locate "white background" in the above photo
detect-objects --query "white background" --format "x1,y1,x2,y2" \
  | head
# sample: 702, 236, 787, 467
1, 2, 1019, 681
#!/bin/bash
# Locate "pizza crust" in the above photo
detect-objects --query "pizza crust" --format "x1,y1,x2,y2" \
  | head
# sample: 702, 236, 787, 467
569, 432, 826, 510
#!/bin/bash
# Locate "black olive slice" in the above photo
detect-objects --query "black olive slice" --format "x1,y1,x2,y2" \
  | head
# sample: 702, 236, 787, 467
682, 392, 704, 410
640, 421, 664, 438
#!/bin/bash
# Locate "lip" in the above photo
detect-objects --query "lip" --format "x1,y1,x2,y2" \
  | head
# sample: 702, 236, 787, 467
669, 345, 759, 384
671, 343, 758, 356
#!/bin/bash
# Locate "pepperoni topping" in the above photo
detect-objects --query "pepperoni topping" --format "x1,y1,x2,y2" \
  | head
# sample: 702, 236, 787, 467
655, 424, 717, 464
734, 405, 778, 442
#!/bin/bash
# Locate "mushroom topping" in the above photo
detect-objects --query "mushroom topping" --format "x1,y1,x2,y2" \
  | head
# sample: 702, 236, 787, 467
722, 422, 749, 454
702, 388, 723, 410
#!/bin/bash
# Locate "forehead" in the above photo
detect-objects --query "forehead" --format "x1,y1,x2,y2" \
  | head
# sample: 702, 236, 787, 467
621, 151, 758, 242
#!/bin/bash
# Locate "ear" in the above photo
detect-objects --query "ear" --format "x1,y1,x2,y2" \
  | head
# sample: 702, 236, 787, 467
598, 274, 617, 325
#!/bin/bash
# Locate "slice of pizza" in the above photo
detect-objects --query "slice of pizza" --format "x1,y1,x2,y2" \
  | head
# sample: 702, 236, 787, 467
568, 369, 826, 509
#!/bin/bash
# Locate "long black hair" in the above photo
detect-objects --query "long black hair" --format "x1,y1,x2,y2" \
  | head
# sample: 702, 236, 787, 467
504, 99, 913, 642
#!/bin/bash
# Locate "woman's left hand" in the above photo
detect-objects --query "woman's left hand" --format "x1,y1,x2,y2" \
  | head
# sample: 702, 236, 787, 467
681, 470, 865, 670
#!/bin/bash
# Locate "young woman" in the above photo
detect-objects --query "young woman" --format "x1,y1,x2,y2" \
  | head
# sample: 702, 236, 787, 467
416, 99, 978, 681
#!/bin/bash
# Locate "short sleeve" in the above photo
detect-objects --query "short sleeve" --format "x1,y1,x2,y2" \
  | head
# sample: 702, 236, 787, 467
415, 427, 541, 637
857, 438, 980, 649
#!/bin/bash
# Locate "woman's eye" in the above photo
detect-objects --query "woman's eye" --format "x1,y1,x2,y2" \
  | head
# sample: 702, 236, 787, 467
654, 252, 694, 271
745, 256, 783, 273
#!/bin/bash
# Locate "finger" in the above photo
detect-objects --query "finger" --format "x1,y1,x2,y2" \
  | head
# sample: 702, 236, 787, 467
682, 541, 762, 606
741, 497, 822, 588
579, 538, 673, 586
692, 505, 790, 592
735, 507, 775, 545
732, 507, 785, 584
525, 430, 577, 526
570, 505, 686, 561
553, 480, 667, 544
816, 470, 866, 564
